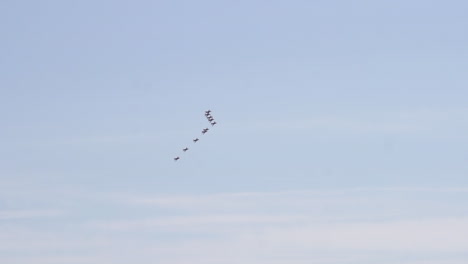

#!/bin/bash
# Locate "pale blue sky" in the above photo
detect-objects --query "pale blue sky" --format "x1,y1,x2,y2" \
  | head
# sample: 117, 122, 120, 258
1, 0, 468, 263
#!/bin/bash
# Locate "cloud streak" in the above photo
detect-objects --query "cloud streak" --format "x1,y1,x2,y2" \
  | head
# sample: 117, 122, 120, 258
0, 209, 63, 220
225, 107, 468, 138
1, 187, 467, 264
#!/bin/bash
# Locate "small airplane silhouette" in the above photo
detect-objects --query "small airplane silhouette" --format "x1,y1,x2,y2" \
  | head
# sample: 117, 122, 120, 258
202, 128, 209, 134
207, 117, 214, 121
205, 110, 211, 115
193, 138, 199, 143
183, 147, 188, 152
211, 122, 217, 126
174, 157, 180, 161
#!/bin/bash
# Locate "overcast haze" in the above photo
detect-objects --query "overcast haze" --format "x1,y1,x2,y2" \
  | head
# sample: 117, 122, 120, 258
1, 0, 468, 263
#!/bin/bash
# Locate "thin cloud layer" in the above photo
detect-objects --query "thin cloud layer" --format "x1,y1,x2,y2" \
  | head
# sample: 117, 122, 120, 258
0, 209, 63, 220
1, 187, 467, 264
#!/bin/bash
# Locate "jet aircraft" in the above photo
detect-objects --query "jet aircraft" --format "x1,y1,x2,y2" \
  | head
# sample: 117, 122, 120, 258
172, 110, 218, 161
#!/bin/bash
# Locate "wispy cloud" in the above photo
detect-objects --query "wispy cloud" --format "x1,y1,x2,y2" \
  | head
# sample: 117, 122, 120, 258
226, 107, 468, 138
123, 187, 468, 215
1, 187, 467, 264
90, 214, 308, 231
0, 209, 63, 220
251, 217, 468, 252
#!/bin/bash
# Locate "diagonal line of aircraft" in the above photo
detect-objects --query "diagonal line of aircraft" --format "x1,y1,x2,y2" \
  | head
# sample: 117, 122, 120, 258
174, 110, 217, 161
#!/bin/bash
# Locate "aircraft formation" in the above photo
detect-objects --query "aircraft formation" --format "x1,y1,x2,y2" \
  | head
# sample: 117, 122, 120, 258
173, 110, 218, 161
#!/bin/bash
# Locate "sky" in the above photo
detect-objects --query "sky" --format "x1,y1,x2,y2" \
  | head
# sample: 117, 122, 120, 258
1, 0, 468, 263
